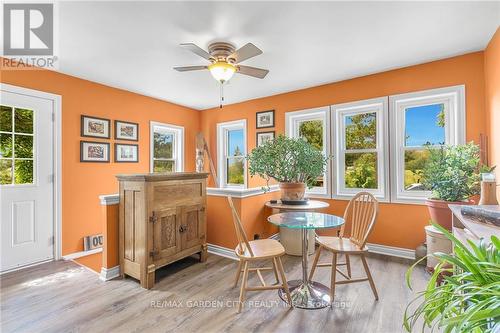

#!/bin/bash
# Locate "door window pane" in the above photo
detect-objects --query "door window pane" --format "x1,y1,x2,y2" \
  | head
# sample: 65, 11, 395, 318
1, 106, 13, 132
227, 157, 244, 185
153, 131, 174, 159
299, 120, 323, 151
345, 112, 377, 149
14, 135, 33, 158
405, 104, 445, 146
0, 159, 12, 184
14, 160, 33, 184
153, 160, 175, 173
404, 150, 430, 191
345, 152, 378, 189
0, 133, 13, 158
227, 129, 244, 157
14, 108, 33, 134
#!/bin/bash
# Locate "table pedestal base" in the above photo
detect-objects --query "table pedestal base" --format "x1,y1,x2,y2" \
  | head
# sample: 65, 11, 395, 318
279, 279, 331, 309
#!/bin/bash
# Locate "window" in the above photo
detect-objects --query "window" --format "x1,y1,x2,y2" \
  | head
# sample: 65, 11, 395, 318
0, 105, 35, 185
217, 119, 246, 188
333, 97, 389, 200
150, 122, 184, 173
390, 85, 465, 202
285, 107, 330, 197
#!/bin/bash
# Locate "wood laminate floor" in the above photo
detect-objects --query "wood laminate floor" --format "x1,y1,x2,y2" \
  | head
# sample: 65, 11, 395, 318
1, 251, 428, 333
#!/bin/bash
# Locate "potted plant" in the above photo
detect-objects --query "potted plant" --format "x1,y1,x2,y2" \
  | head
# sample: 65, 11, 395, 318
422, 142, 481, 230
404, 222, 500, 332
247, 135, 328, 203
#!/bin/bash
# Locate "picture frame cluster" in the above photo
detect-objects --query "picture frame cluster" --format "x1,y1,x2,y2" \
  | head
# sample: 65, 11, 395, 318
255, 110, 275, 146
80, 115, 139, 163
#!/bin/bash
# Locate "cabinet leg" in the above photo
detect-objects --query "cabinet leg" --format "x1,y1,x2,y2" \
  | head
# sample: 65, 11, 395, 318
141, 264, 155, 289
200, 243, 208, 262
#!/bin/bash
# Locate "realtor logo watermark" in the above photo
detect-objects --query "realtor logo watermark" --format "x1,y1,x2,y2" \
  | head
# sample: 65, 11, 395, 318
2, 3, 57, 69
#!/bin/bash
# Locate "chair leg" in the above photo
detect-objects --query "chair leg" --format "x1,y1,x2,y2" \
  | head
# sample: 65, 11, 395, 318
361, 254, 379, 301
309, 245, 322, 281
276, 256, 292, 307
272, 258, 280, 284
238, 261, 249, 313
330, 253, 338, 305
345, 254, 351, 278
233, 260, 242, 288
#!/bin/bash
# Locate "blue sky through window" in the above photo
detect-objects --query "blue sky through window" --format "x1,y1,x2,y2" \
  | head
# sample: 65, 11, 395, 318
228, 129, 244, 156
405, 104, 445, 146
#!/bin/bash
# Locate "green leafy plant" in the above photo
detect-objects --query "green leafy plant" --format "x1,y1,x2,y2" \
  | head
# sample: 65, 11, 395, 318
404, 222, 500, 332
247, 134, 329, 189
422, 142, 481, 202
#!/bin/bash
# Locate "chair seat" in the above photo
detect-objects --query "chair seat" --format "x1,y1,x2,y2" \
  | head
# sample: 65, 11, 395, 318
235, 239, 285, 259
317, 236, 368, 253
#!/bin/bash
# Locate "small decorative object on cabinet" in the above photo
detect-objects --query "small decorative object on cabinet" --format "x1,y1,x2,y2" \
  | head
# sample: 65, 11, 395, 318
116, 172, 209, 289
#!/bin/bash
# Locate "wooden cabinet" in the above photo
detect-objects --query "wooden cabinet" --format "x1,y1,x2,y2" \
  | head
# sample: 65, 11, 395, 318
116, 172, 208, 289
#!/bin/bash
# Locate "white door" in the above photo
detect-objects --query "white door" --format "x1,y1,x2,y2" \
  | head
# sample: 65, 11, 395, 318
1, 88, 55, 272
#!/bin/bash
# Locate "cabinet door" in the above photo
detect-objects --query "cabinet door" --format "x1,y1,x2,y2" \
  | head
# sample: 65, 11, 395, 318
180, 204, 206, 250
153, 208, 181, 260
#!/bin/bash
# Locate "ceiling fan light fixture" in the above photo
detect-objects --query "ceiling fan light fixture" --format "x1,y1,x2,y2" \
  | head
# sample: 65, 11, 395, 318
208, 61, 236, 83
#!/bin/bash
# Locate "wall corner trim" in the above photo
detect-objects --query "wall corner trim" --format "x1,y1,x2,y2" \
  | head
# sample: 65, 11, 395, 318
207, 244, 239, 260
99, 194, 119, 205
99, 266, 120, 281
62, 248, 103, 260
366, 243, 416, 260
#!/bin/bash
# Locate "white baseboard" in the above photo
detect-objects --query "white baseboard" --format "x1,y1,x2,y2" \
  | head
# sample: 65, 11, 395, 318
99, 266, 120, 281
62, 248, 103, 260
207, 244, 238, 261
269, 233, 280, 240
366, 243, 415, 260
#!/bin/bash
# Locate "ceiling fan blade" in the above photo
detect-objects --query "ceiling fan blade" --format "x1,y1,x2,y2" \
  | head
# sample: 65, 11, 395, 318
237, 65, 269, 79
229, 43, 263, 64
173, 65, 208, 72
180, 43, 211, 60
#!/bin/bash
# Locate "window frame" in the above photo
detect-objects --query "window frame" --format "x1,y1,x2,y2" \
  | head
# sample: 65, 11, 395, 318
332, 97, 389, 201
285, 106, 331, 198
149, 121, 184, 173
389, 85, 465, 203
217, 119, 247, 189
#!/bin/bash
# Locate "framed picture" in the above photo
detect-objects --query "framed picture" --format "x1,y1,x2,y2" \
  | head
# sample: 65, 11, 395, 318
115, 120, 139, 141
81, 115, 110, 138
114, 143, 139, 163
256, 131, 275, 146
80, 141, 110, 162
256, 110, 275, 129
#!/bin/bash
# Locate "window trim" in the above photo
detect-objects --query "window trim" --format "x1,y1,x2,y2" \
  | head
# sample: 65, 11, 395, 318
332, 97, 389, 201
285, 106, 331, 198
216, 119, 247, 189
149, 121, 184, 173
389, 85, 466, 203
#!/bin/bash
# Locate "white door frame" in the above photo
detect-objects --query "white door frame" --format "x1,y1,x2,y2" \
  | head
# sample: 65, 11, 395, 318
1, 83, 63, 261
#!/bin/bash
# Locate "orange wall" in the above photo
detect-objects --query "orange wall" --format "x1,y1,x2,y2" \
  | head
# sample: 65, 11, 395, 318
0, 67, 200, 259
484, 28, 500, 197
201, 52, 487, 250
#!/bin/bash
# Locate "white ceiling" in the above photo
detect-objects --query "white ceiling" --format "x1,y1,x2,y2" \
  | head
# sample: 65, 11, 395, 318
57, 1, 499, 110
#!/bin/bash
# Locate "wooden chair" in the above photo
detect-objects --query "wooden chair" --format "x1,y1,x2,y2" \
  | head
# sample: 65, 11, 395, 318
309, 192, 379, 302
227, 196, 292, 313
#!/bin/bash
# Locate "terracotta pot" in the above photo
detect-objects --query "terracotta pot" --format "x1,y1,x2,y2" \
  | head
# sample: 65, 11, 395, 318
279, 182, 306, 201
426, 198, 474, 231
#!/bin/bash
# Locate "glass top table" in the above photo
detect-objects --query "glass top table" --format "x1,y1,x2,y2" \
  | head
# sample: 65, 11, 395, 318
268, 212, 345, 309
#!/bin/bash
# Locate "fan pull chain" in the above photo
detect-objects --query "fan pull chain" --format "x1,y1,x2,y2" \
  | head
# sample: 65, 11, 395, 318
219, 82, 225, 108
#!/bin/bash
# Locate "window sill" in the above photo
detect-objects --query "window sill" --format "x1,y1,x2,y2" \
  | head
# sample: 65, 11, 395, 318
207, 185, 280, 198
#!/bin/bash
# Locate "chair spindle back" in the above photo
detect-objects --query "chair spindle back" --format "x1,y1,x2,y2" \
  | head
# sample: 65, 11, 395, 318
341, 192, 379, 248
227, 196, 254, 257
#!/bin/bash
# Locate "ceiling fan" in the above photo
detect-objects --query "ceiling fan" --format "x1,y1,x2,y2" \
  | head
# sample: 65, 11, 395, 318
174, 41, 269, 83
